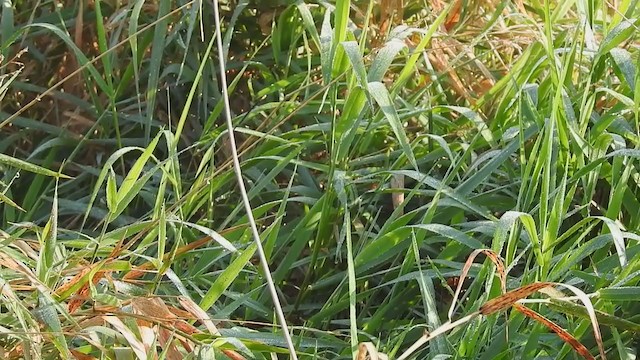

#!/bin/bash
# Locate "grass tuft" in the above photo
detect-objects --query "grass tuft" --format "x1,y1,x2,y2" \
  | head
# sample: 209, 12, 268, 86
0, 0, 639, 359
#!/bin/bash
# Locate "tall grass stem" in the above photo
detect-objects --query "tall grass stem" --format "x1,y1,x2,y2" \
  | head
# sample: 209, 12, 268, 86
211, 1, 298, 358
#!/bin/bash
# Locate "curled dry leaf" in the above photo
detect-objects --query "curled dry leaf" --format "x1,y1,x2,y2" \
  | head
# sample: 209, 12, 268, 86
448, 248, 506, 321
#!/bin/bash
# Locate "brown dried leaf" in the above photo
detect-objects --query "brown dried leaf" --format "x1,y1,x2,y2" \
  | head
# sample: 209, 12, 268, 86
55, 265, 93, 297
444, 0, 463, 31
103, 316, 147, 359
70, 349, 98, 360
177, 296, 219, 335
448, 249, 506, 321
177, 297, 246, 360
513, 303, 595, 360
357, 342, 389, 360
479, 282, 552, 315
132, 297, 177, 320
379, 0, 405, 36
157, 327, 182, 360
77, 316, 105, 329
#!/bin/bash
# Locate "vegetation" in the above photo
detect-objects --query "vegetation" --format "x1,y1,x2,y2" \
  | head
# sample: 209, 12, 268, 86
0, 0, 639, 358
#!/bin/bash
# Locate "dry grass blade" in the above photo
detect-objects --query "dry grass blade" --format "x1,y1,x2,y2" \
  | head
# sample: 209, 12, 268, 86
175, 296, 247, 358
479, 282, 552, 315
554, 283, 607, 360
448, 248, 506, 321
70, 349, 98, 360
513, 303, 595, 360
103, 316, 147, 359
396, 313, 480, 360
177, 296, 220, 335
404, 249, 599, 358
357, 342, 389, 360
401, 281, 595, 359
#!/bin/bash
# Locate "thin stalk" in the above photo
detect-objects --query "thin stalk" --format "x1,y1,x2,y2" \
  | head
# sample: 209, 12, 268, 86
211, 1, 298, 358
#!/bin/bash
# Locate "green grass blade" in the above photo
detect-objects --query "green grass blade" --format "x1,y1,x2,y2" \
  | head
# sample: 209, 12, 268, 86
0, 153, 70, 179
199, 242, 257, 311
368, 81, 418, 170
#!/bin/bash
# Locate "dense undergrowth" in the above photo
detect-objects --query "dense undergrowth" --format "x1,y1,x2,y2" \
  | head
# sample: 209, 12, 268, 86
0, 0, 639, 359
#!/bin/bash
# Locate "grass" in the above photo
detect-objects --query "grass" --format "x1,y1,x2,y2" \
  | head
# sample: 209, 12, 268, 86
0, 0, 639, 359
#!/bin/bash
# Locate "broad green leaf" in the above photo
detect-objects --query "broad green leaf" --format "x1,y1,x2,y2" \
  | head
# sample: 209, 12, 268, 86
200, 243, 257, 311
368, 38, 406, 82
341, 41, 368, 88
598, 287, 640, 301
393, 170, 492, 219
410, 224, 483, 249
355, 226, 412, 271
106, 168, 117, 213
368, 81, 418, 170
296, 0, 321, 50
169, 219, 237, 252
331, 0, 350, 76
115, 132, 161, 207
0, 191, 23, 212
594, 216, 627, 267
598, 18, 639, 56
34, 294, 71, 358
610, 48, 636, 92
84, 146, 145, 224
0, 153, 70, 178
38, 181, 59, 285
549, 235, 611, 281
320, 6, 334, 84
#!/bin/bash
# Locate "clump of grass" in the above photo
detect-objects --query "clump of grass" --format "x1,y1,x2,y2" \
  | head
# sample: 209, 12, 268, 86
0, 0, 639, 359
